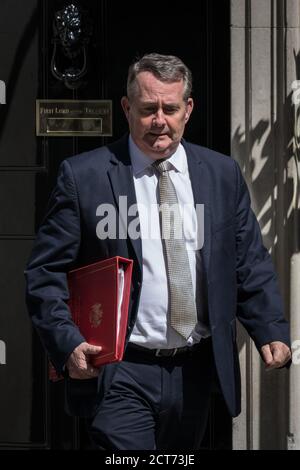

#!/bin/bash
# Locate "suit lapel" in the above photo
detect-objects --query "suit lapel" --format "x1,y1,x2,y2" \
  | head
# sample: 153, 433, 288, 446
107, 137, 142, 272
184, 142, 211, 277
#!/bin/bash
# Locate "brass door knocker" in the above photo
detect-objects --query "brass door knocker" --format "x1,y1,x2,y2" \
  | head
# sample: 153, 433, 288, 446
51, 2, 92, 89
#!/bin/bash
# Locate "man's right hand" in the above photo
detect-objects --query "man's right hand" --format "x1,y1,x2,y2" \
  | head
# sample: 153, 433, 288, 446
66, 342, 102, 379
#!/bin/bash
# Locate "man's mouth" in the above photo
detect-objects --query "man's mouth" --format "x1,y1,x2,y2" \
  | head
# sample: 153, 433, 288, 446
149, 132, 168, 137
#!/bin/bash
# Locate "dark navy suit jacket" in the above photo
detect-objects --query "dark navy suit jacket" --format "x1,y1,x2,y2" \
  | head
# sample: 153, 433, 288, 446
25, 135, 290, 418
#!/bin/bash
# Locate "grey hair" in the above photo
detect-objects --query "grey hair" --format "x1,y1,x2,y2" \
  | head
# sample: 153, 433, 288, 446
126, 53, 192, 101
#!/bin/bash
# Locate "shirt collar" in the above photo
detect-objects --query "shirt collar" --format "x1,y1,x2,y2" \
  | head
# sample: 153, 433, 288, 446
129, 135, 188, 176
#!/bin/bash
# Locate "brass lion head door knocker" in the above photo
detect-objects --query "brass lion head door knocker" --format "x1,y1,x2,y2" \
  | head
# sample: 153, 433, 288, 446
51, 2, 92, 89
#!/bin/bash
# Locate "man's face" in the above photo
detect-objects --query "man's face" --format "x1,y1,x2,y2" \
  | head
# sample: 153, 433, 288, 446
121, 71, 194, 160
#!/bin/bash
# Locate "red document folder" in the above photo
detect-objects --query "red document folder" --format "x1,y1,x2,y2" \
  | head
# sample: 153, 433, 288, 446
68, 256, 133, 367
49, 256, 133, 380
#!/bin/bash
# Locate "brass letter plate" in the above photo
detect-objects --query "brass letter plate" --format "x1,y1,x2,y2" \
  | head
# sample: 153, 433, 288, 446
36, 100, 112, 137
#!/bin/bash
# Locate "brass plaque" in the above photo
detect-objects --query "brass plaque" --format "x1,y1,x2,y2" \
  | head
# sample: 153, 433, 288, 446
36, 100, 112, 137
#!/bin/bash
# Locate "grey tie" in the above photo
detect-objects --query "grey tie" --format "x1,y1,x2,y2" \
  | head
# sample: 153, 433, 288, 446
153, 159, 197, 339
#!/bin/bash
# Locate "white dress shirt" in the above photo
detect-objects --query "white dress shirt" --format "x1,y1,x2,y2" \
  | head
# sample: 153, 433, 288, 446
128, 135, 210, 349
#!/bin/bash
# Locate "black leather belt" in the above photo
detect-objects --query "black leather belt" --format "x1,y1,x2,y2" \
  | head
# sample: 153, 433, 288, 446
127, 340, 209, 357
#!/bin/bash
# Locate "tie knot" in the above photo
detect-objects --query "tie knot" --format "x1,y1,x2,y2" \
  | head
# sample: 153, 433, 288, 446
152, 159, 169, 174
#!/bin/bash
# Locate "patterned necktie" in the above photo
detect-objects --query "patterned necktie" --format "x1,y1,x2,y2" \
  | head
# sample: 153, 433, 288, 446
153, 159, 197, 339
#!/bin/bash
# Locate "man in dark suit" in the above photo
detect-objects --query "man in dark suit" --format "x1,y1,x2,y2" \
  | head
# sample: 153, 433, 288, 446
25, 53, 291, 450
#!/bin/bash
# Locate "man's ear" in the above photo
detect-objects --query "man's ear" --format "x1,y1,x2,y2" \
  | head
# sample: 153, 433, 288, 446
184, 98, 194, 123
121, 96, 130, 120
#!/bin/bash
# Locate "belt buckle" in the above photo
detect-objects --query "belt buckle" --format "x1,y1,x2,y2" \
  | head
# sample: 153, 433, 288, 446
155, 348, 178, 357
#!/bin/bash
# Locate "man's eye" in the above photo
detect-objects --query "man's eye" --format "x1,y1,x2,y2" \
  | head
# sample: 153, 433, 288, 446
140, 107, 178, 116
163, 108, 177, 114
141, 108, 156, 114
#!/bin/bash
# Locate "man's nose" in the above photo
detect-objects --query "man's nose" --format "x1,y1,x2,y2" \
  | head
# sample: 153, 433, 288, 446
153, 110, 166, 127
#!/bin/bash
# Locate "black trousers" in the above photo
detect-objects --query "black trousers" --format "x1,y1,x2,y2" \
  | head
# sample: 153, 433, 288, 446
88, 338, 214, 450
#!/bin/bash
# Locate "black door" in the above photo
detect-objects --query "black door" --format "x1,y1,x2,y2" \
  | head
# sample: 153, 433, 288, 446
0, 0, 231, 449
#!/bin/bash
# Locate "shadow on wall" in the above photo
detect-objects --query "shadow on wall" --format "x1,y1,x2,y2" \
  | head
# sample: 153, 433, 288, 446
231, 49, 300, 449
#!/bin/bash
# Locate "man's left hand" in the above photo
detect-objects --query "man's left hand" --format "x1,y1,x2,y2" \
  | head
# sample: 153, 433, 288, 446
260, 341, 292, 370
